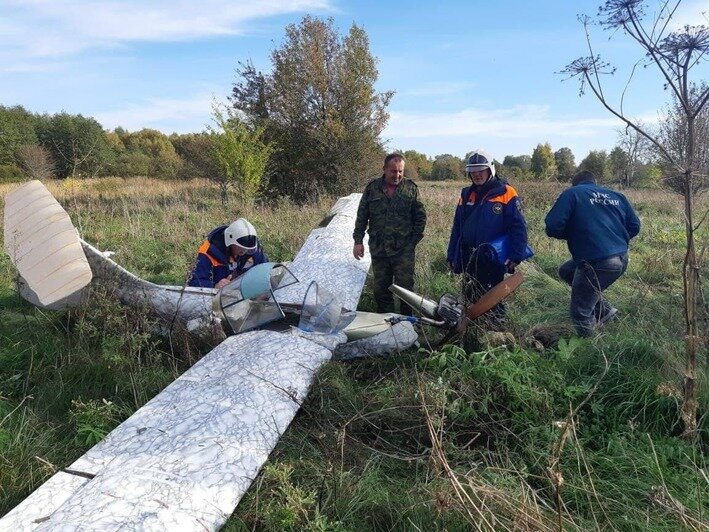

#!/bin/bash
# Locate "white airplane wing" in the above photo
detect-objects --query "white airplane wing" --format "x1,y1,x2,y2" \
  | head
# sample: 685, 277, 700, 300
276, 193, 371, 312
0, 331, 331, 531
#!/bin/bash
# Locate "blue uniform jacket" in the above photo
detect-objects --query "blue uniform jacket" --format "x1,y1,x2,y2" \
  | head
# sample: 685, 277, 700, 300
545, 180, 641, 262
447, 179, 528, 274
188, 225, 268, 288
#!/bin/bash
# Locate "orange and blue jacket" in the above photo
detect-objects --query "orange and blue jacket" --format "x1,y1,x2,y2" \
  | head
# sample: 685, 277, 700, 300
188, 225, 267, 288
447, 179, 528, 274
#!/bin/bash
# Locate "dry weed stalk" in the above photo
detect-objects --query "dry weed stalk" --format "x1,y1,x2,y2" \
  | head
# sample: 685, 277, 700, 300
568, 416, 607, 529
647, 434, 709, 531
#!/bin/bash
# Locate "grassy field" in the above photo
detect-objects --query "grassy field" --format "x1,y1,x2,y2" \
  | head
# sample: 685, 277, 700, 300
0, 177, 707, 530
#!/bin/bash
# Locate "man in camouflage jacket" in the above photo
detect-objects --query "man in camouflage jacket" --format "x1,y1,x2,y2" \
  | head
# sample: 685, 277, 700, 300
352, 153, 427, 315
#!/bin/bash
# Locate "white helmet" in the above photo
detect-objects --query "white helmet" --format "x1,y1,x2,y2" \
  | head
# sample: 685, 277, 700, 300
224, 218, 258, 251
465, 149, 496, 178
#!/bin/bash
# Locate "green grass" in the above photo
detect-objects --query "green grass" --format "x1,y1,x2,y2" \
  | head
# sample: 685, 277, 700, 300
0, 177, 707, 530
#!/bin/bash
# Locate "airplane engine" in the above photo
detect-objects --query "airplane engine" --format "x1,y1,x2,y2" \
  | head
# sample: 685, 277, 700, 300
388, 284, 465, 329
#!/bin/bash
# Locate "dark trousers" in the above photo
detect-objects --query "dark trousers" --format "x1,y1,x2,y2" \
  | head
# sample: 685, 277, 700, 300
371, 247, 415, 315
464, 247, 507, 326
559, 253, 628, 336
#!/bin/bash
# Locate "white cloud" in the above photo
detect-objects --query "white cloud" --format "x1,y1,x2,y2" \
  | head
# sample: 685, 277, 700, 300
0, 0, 333, 59
93, 91, 224, 133
0, 59, 68, 74
385, 105, 621, 139
382, 105, 635, 159
669, 0, 708, 29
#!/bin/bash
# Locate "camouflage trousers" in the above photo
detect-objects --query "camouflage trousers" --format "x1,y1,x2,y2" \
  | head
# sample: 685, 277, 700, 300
371, 246, 415, 316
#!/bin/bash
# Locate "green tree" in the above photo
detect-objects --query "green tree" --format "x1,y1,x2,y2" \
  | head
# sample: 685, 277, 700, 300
402, 150, 432, 180
36, 112, 111, 178
502, 154, 532, 180
0, 105, 38, 167
530, 142, 558, 179
111, 151, 152, 177
105, 131, 126, 154
554, 147, 576, 181
119, 129, 182, 179
502, 154, 532, 172
608, 146, 629, 184
578, 150, 610, 182
231, 16, 392, 201
634, 162, 662, 187
210, 105, 275, 207
430, 154, 463, 181
171, 132, 220, 180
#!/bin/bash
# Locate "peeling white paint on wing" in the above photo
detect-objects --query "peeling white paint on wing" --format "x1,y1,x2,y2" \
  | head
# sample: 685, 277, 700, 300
277, 193, 371, 312
0, 331, 332, 531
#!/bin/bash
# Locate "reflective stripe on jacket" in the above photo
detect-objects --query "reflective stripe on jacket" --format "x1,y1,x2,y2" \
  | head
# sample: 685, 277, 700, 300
447, 179, 528, 274
188, 225, 267, 288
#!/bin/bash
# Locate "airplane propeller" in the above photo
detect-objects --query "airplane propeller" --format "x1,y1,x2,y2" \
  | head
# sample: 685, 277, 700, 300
389, 270, 525, 347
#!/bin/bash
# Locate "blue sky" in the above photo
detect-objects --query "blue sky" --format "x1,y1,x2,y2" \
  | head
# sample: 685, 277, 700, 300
1, 0, 707, 163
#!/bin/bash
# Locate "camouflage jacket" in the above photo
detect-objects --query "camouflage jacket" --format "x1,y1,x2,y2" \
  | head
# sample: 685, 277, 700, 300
353, 176, 427, 257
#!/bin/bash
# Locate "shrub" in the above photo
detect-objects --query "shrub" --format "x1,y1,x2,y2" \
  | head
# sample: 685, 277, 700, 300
110, 151, 152, 177
17, 144, 56, 180
69, 398, 124, 446
0, 164, 25, 183
171, 132, 220, 180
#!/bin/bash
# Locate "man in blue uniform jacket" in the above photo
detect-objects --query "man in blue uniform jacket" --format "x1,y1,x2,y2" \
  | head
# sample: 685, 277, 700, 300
545, 170, 641, 336
188, 218, 268, 289
447, 149, 529, 328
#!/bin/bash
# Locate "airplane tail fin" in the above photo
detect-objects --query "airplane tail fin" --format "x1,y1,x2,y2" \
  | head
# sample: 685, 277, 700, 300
3, 180, 93, 306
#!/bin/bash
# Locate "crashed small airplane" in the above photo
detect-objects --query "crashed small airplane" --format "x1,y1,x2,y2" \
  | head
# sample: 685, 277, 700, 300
1, 180, 523, 530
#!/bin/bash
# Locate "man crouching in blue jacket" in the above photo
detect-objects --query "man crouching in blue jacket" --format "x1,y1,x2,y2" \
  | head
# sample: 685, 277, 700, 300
447, 150, 529, 329
188, 218, 268, 289
545, 170, 641, 336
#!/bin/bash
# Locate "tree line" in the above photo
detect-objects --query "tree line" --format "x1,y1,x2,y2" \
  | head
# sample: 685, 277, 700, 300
0, 106, 214, 182
400, 137, 664, 187
0, 100, 671, 192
